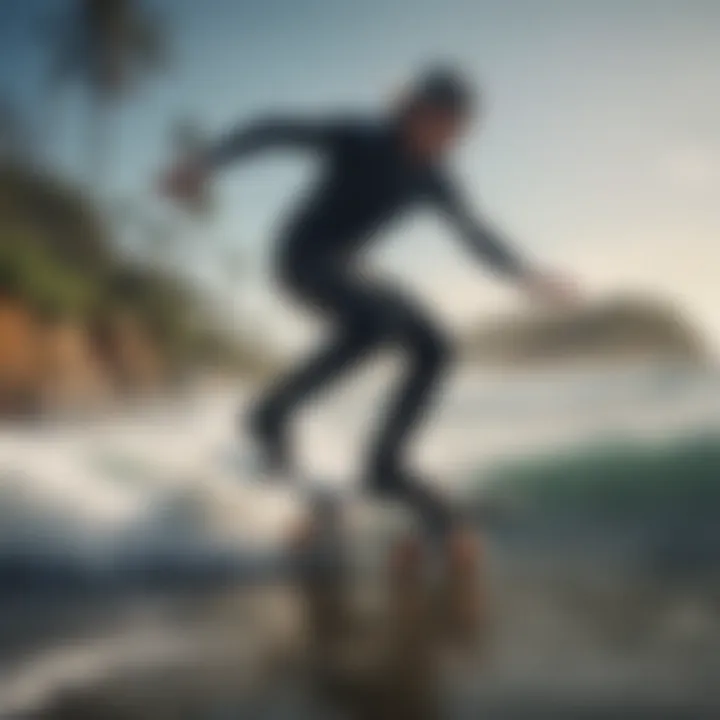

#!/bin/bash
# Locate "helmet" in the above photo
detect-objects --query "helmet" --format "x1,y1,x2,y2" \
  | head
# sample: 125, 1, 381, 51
409, 64, 476, 117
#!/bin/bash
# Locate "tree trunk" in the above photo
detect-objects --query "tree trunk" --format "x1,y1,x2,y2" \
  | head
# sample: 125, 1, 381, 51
88, 91, 111, 193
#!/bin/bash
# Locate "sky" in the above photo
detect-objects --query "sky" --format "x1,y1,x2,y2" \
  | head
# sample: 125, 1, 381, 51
1, 0, 719, 350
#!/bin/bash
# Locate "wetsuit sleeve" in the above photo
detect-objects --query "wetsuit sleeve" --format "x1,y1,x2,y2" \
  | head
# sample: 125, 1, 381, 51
204, 116, 349, 170
431, 173, 527, 279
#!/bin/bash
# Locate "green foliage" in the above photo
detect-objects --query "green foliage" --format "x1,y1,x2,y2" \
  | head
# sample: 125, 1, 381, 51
0, 166, 114, 271
0, 165, 241, 372
0, 224, 97, 318
105, 262, 207, 354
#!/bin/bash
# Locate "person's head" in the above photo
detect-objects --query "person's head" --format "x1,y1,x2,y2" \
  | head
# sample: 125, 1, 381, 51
396, 65, 477, 161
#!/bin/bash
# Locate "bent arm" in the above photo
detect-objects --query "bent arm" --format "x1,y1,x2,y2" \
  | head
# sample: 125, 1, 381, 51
204, 116, 345, 170
433, 174, 527, 279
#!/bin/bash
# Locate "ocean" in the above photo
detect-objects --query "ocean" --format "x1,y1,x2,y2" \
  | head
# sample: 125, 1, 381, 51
1, 361, 719, 717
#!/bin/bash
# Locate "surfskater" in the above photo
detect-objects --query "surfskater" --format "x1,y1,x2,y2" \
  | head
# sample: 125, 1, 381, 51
160, 64, 578, 548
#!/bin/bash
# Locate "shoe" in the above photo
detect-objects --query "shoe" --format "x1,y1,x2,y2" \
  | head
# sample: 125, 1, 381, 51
366, 465, 455, 539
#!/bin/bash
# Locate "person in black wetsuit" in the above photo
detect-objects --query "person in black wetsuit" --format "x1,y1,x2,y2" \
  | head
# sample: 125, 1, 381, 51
162, 66, 576, 537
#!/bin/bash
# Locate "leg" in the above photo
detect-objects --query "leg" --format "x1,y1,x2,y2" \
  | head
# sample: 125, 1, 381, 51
248, 269, 387, 470
249, 325, 381, 470
365, 294, 455, 534
370, 313, 451, 474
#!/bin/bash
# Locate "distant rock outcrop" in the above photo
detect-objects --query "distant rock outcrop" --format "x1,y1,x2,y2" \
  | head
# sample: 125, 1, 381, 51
462, 295, 706, 367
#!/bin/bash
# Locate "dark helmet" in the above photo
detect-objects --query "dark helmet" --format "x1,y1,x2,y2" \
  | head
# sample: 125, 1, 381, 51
407, 64, 477, 117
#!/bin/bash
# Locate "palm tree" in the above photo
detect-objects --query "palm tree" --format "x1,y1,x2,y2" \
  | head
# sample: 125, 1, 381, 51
44, 0, 166, 187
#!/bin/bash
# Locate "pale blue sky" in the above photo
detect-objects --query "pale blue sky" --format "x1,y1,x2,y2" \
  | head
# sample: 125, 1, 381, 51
2, 0, 719, 345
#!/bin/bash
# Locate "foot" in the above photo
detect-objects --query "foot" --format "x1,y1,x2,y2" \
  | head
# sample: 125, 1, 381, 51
242, 404, 291, 478
365, 464, 456, 540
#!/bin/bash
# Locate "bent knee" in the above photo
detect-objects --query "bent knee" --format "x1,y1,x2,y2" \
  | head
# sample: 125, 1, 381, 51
400, 321, 453, 371
343, 312, 387, 351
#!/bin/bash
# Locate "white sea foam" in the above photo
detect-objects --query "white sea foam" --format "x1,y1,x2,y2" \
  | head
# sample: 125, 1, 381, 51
0, 363, 718, 572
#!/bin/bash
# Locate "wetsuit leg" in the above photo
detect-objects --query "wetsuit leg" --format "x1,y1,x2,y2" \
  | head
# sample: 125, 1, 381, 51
363, 289, 455, 536
248, 266, 387, 467
366, 293, 452, 478
250, 266, 454, 535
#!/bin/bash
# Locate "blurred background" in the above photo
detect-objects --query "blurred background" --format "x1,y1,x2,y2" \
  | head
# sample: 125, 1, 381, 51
0, 0, 719, 717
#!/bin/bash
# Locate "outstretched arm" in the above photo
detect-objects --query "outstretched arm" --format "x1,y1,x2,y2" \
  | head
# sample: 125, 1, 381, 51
432, 173, 579, 306
204, 116, 345, 170
432, 173, 526, 278
160, 115, 349, 209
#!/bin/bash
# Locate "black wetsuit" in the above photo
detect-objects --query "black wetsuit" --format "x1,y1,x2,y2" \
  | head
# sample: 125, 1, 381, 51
208, 115, 526, 534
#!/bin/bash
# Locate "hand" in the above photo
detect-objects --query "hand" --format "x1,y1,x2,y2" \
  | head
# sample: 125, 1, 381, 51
158, 156, 209, 212
519, 268, 581, 309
